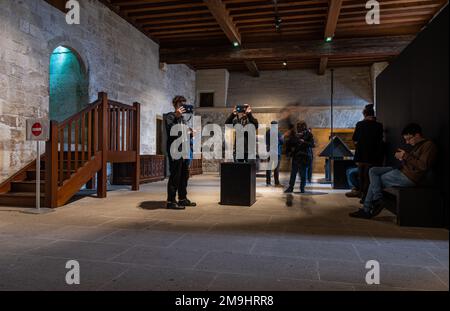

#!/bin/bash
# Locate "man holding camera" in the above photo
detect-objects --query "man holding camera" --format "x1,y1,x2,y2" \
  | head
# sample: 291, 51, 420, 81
225, 104, 259, 162
284, 121, 315, 194
165, 96, 196, 210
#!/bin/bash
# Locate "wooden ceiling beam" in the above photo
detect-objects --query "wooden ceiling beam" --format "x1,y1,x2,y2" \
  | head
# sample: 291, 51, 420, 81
203, 0, 241, 45
324, 0, 343, 39
98, 0, 160, 44
121, 3, 206, 15
160, 35, 413, 64
319, 57, 328, 75
244, 60, 260, 77
129, 9, 211, 19
319, 0, 343, 75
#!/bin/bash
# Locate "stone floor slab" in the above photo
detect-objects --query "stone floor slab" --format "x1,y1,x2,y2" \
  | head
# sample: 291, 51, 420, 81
111, 245, 207, 269
195, 251, 319, 281
251, 238, 361, 262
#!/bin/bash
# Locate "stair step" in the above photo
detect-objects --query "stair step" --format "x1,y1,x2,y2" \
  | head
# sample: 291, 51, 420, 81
0, 192, 45, 208
11, 180, 45, 193
25, 167, 80, 181
26, 170, 45, 180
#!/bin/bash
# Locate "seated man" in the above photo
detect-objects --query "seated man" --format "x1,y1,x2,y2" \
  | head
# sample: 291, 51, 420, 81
349, 123, 437, 219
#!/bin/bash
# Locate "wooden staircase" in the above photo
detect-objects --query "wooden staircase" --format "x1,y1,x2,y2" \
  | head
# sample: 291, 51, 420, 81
0, 92, 141, 208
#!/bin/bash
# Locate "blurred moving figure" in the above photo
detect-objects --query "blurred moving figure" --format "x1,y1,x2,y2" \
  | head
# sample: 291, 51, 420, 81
284, 121, 315, 194
265, 121, 284, 186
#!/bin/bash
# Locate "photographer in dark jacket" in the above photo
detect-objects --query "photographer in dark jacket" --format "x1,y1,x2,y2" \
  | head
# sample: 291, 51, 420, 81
284, 121, 315, 193
351, 104, 384, 201
225, 104, 259, 162
165, 96, 196, 210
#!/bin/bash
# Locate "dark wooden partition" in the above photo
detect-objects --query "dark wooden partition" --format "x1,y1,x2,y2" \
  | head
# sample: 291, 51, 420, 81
377, 6, 449, 227
112, 156, 203, 185
112, 155, 165, 185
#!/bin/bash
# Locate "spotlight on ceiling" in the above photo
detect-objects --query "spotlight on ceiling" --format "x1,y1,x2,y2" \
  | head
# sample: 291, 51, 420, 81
233, 41, 240, 47
282, 61, 287, 67
325, 36, 333, 42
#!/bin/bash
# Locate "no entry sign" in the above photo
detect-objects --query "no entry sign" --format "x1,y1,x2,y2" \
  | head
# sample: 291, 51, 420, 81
26, 119, 49, 141
31, 123, 42, 137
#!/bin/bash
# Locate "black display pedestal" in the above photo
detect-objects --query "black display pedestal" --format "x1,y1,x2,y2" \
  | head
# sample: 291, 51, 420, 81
333, 159, 355, 189
220, 162, 256, 206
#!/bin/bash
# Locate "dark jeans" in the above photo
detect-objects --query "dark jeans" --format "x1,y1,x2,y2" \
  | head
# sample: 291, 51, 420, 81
346, 166, 359, 189
363, 167, 415, 212
357, 163, 373, 198
306, 158, 313, 183
167, 157, 190, 202
266, 155, 281, 185
289, 158, 310, 192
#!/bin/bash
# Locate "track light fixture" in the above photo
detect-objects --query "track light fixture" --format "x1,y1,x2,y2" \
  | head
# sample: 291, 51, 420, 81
273, 0, 282, 32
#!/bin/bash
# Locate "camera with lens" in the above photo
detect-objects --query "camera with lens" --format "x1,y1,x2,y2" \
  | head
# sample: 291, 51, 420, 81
296, 129, 308, 140
236, 105, 247, 113
182, 104, 194, 114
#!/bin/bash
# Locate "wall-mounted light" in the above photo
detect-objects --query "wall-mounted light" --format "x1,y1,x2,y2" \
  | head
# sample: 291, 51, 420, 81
233, 42, 240, 47
282, 61, 287, 67
325, 36, 333, 42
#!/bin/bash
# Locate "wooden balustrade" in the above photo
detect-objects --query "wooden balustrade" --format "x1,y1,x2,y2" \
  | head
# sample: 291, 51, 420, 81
112, 155, 165, 185
45, 92, 141, 208
112, 156, 203, 185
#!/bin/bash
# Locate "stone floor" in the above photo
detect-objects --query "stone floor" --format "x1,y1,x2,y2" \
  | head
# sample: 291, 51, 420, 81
0, 173, 448, 291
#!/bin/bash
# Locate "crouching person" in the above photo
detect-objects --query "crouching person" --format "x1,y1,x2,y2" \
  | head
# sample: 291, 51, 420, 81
350, 123, 437, 219
165, 96, 197, 210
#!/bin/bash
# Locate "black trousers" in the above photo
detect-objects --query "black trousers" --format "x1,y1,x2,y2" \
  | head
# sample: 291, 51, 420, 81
167, 157, 190, 202
266, 155, 281, 185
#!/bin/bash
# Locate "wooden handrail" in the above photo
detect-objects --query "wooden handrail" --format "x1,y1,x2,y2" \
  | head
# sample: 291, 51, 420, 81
108, 99, 137, 110
58, 99, 101, 128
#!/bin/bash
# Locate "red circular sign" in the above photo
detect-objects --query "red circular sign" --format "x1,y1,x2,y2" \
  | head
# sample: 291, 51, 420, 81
31, 123, 42, 137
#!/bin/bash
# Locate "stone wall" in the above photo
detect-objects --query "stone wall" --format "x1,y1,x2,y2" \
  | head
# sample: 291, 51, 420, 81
0, 0, 195, 183
195, 67, 373, 173
195, 107, 361, 173
196, 69, 229, 107
227, 67, 373, 108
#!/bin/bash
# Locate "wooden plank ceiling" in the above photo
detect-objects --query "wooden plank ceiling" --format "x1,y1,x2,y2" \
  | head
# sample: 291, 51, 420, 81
100, 0, 447, 74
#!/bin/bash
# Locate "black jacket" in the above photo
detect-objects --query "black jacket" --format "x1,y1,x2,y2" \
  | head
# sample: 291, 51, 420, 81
352, 118, 384, 165
286, 130, 315, 164
225, 113, 258, 128
225, 113, 259, 155
165, 112, 190, 158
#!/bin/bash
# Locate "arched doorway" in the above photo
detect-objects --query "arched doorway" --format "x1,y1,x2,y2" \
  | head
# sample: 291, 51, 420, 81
49, 46, 88, 121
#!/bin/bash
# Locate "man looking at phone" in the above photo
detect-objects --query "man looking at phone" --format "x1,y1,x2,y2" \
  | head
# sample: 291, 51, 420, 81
350, 123, 437, 219
225, 104, 259, 162
165, 96, 196, 210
